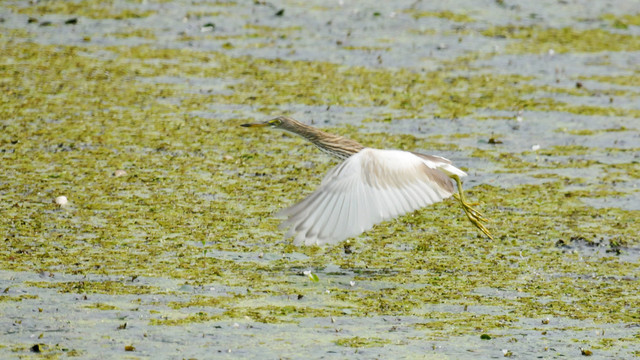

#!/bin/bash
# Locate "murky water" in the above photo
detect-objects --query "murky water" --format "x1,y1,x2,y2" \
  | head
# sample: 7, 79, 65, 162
1, 0, 639, 358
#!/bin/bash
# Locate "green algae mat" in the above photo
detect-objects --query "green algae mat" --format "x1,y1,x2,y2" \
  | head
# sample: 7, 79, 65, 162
1, 0, 639, 358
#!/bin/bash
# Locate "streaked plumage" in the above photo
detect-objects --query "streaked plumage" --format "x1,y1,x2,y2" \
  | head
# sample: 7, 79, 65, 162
242, 116, 492, 246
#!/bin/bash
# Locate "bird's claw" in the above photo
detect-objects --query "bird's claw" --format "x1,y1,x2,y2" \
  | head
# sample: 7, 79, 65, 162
460, 199, 493, 240
451, 175, 493, 240
453, 194, 479, 207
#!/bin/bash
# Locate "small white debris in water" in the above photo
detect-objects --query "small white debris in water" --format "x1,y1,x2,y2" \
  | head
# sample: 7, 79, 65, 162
349, 281, 356, 287
232, 322, 240, 328
516, 116, 523, 122
325, 289, 331, 294
531, 144, 541, 151
200, 23, 215, 33
548, 49, 555, 56
113, 169, 127, 177
54, 196, 68, 206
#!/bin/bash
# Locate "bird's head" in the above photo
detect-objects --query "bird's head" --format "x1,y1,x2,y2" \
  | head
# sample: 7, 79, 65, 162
241, 116, 288, 129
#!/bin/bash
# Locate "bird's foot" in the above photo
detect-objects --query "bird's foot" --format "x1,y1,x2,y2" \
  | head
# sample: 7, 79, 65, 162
451, 175, 493, 240
455, 194, 493, 240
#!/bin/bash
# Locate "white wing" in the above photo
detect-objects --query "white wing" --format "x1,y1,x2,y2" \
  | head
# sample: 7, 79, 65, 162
277, 148, 466, 246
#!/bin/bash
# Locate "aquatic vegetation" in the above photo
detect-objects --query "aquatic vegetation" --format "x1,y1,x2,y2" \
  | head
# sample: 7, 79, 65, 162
601, 13, 640, 29
335, 336, 393, 347
482, 25, 640, 53
0, 0, 639, 357
13, 0, 157, 19
405, 10, 476, 23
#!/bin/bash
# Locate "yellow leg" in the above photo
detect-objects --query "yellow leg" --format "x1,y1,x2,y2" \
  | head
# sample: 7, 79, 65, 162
451, 175, 493, 240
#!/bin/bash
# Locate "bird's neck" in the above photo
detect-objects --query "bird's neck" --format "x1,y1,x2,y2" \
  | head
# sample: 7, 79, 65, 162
284, 120, 365, 160
311, 132, 365, 160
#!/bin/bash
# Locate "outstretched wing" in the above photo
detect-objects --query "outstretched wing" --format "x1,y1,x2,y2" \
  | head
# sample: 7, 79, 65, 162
277, 148, 463, 246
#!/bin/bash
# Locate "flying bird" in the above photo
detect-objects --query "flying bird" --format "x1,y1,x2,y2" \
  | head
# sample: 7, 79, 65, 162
242, 116, 492, 246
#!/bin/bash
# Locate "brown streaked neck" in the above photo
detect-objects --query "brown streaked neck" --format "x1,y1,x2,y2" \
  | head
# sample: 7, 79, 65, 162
278, 116, 365, 160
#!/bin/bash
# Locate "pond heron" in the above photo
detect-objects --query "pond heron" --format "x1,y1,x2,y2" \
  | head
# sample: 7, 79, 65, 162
242, 116, 492, 246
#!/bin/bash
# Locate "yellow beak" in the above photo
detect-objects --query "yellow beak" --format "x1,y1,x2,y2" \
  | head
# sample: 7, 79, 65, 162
241, 122, 268, 128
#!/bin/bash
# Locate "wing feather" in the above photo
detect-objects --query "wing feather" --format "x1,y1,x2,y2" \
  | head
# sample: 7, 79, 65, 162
279, 148, 463, 245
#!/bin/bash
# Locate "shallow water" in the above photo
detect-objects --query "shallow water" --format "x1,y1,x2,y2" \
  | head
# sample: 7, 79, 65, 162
1, 0, 639, 358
